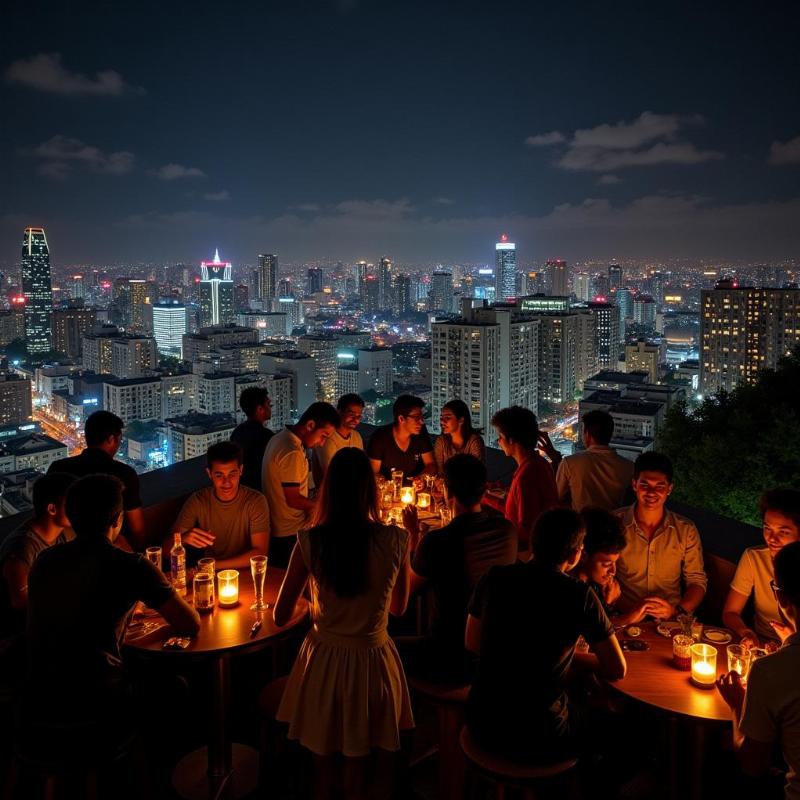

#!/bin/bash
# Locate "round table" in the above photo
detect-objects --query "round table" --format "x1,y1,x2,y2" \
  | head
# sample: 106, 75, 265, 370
125, 566, 308, 800
607, 622, 734, 800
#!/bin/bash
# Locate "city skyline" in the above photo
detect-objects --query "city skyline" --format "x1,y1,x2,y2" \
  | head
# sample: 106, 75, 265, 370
2, 2, 800, 264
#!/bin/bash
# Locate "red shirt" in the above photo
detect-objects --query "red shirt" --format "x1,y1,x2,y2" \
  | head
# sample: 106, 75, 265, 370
486, 453, 558, 550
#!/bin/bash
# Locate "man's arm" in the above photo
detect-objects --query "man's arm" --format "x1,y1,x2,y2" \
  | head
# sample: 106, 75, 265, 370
283, 485, 316, 513
213, 531, 269, 570
465, 613, 481, 654
573, 634, 627, 680
680, 523, 707, 612
157, 594, 201, 636
124, 507, 147, 551
555, 459, 572, 508
2, 558, 30, 610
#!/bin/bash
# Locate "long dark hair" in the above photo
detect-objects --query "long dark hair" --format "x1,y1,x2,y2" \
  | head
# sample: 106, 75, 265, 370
443, 398, 478, 439
308, 448, 380, 598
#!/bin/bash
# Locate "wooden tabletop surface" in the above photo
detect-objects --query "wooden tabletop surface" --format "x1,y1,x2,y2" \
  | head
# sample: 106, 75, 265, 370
607, 622, 734, 723
125, 566, 308, 657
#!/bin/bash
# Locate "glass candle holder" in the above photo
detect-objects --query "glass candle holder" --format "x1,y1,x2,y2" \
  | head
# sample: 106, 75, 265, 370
217, 569, 239, 607
400, 486, 416, 506
727, 644, 752, 681
672, 634, 693, 671
416, 492, 431, 510
690, 643, 717, 688
145, 546, 162, 571
193, 572, 214, 613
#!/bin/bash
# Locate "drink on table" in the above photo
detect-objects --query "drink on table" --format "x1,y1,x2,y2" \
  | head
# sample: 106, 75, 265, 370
250, 555, 268, 612
672, 634, 693, 671
391, 469, 403, 501
145, 546, 162, 570
170, 532, 187, 597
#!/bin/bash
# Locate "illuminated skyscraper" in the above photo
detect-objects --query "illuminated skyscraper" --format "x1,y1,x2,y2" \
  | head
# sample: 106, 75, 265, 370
588, 300, 621, 369
128, 279, 149, 332
257, 253, 277, 305
429, 271, 453, 312
608, 263, 623, 291
394, 274, 412, 314
307, 267, 324, 295
153, 300, 187, 358
21, 227, 54, 353
378, 257, 394, 311
494, 235, 516, 301
199, 249, 234, 327
546, 259, 569, 296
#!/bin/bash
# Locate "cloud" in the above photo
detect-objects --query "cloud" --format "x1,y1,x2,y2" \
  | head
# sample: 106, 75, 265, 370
525, 131, 565, 147
4, 52, 143, 96
154, 163, 207, 180
203, 190, 230, 201
432, 196, 455, 205
769, 136, 800, 165
597, 174, 621, 185
28, 135, 135, 177
333, 199, 413, 220
289, 203, 321, 212
525, 111, 723, 171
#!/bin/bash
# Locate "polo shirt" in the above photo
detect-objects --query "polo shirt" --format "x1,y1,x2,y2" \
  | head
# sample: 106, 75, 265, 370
48, 449, 142, 511
262, 427, 309, 538
556, 445, 634, 511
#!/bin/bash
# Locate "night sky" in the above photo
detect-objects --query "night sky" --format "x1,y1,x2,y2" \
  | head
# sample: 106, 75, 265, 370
2, 1, 800, 266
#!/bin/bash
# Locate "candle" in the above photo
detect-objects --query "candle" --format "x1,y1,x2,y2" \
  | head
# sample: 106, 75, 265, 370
217, 569, 239, 607
417, 492, 431, 509
400, 486, 415, 505
690, 643, 717, 688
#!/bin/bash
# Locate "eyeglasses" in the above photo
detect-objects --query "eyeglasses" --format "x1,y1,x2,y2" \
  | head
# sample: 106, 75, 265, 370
405, 414, 424, 422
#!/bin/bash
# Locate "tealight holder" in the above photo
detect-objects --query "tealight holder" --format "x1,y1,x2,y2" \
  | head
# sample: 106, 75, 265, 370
400, 486, 416, 506
416, 492, 431, 510
218, 569, 239, 607
690, 643, 717, 688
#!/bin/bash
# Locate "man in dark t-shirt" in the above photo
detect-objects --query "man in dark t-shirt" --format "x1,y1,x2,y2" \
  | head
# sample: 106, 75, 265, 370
230, 387, 274, 491
400, 454, 517, 683
48, 410, 146, 549
367, 394, 435, 480
465, 508, 626, 764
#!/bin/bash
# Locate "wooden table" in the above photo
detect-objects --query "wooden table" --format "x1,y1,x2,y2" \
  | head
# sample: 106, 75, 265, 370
125, 566, 308, 800
607, 622, 733, 800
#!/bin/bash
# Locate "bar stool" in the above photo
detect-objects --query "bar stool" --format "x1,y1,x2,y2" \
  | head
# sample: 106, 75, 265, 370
459, 725, 579, 799
407, 675, 470, 800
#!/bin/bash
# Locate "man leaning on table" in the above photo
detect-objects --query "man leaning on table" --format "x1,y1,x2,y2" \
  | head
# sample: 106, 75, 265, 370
718, 541, 800, 800
613, 452, 707, 624
171, 441, 269, 570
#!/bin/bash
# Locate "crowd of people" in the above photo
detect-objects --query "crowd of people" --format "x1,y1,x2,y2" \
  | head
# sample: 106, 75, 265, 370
1, 393, 799, 799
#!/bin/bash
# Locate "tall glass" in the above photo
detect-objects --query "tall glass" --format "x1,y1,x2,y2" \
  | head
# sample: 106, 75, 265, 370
391, 469, 403, 501
727, 644, 751, 681
250, 555, 268, 612
145, 546, 162, 571
193, 572, 214, 613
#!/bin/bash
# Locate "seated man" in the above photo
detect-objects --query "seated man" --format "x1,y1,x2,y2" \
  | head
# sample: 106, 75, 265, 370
25, 474, 199, 729
172, 441, 270, 569
312, 393, 365, 488
614, 452, 707, 623
0, 473, 75, 685
367, 394, 435, 480
723, 489, 800, 649
717, 541, 800, 800
570, 506, 626, 613
230, 386, 274, 491
556, 410, 634, 511
465, 508, 626, 764
400, 454, 517, 683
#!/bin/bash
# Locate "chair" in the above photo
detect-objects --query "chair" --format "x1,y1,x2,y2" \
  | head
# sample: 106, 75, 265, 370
407, 675, 470, 800
459, 725, 579, 799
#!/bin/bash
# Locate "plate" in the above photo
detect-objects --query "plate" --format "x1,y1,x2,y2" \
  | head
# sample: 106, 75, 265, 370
656, 621, 681, 637
703, 628, 732, 644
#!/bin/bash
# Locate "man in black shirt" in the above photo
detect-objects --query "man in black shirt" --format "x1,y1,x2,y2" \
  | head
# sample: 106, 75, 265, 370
230, 386, 274, 491
465, 508, 626, 764
367, 394, 435, 480
400, 454, 517, 683
48, 410, 146, 549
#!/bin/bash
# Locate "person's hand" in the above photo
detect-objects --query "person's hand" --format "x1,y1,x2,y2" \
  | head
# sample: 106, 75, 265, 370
739, 629, 761, 650
402, 505, 420, 539
182, 528, 215, 548
769, 620, 793, 645
644, 597, 675, 620
716, 671, 746, 713
603, 578, 622, 607
537, 431, 561, 463
627, 600, 651, 625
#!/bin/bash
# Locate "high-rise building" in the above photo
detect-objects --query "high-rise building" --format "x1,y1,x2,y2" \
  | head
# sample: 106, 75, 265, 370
82, 326, 120, 373
394, 274, 412, 315
573, 273, 591, 302
647, 270, 667, 308
494, 235, 516, 301
360, 274, 380, 314
128, 280, 149, 333
0, 306, 26, 347
546, 259, 569, 297
68, 275, 85, 300
307, 268, 324, 295
103, 376, 161, 423
52, 303, 97, 358
608, 264, 623, 291
199, 249, 234, 327
259, 350, 316, 418
111, 336, 158, 378
633, 295, 657, 329
153, 300, 187, 359
297, 333, 341, 401
0, 373, 33, 426
166, 412, 236, 463
21, 227, 54, 354
525, 271, 545, 296
625, 340, 661, 383
257, 253, 277, 304
378, 257, 394, 311
182, 324, 259, 364
588, 301, 621, 369
429, 271, 453, 313
615, 287, 633, 321
233, 284, 249, 312
700, 282, 800, 396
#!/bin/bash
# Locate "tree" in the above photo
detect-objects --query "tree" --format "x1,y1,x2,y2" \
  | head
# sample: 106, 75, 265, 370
657, 349, 800, 526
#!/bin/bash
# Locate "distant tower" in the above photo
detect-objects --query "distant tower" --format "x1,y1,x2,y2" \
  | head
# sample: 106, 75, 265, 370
307, 267, 324, 295
494, 235, 516, 301
546, 259, 569, 296
257, 253, 277, 305
199, 249, 234, 327
378, 257, 394, 311
21, 227, 54, 353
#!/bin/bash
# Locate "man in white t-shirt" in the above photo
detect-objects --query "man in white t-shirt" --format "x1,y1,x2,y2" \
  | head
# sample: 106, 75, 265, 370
311, 393, 365, 488
718, 541, 800, 800
261, 402, 340, 568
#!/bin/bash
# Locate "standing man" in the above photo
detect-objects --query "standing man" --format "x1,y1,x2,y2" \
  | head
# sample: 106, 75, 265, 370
367, 394, 435, 480
48, 410, 146, 549
556, 410, 634, 511
614, 452, 707, 623
312, 393, 365, 487
261, 402, 340, 568
231, 387, 274, 491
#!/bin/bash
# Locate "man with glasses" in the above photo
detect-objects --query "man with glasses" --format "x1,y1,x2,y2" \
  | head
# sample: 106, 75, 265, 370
312, 393, 365, 487
367, 394, 435, 480
613, 452, 707, 623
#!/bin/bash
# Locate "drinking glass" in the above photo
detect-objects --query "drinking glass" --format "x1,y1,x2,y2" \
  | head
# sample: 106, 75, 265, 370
197, 557, 215, 578
677, 613, 695, 638
145, 546, 162, 571
439, 505, 453, 527
391, 469, 404, 501
250, 555, 268, 612
727, 644, 751, 680
672, 634, 693, 671
193, 572, 214, 613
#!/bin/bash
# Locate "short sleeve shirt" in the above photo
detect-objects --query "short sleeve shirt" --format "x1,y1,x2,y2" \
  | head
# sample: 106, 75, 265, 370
175, 486, 270, 560
312, 428, 364, 486
730, 546, 780, 640
366, 424, 433, 479
262, 427, 309, 538
230, 421, 274, 491
48, 449, 142, 510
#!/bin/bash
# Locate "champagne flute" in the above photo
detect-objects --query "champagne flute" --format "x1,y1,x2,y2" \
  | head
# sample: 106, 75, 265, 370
250, 555, 268, 612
